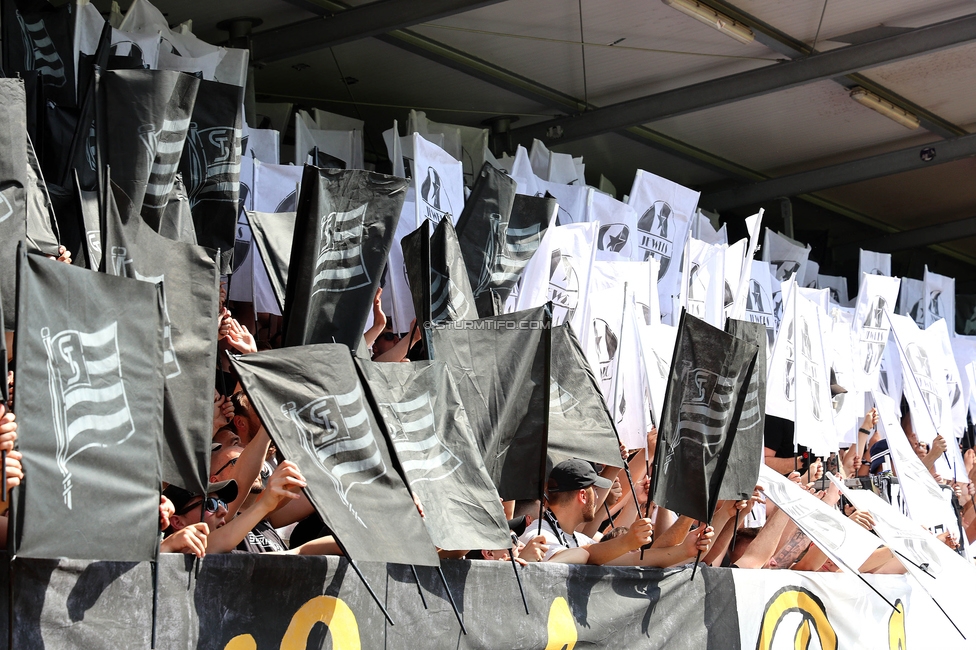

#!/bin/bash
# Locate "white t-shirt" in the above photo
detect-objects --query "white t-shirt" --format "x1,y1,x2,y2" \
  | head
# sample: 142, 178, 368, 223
519, 516, 596, 561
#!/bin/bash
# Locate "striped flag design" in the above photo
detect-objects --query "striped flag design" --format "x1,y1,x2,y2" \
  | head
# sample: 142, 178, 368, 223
185, 125, 243, 206
550, 381, 580, 416
488, 222, 543, 289
284, 386, 387, 526
430, 269, 472, 322
311, 204, 370, 294
140, 117, 192, 211
664, 365, 736, 475
380, 393, 461, 483
42, 322, 134, 509
15, 11, 65, 86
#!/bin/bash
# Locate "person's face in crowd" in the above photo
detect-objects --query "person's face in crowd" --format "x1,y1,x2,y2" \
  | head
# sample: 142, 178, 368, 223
373, 325, 400, 356
213, 427, 240, 450
211, 445, 260, 492
581, 486, 597, 523
173, 492, 228, 531
481, 548, 511, 561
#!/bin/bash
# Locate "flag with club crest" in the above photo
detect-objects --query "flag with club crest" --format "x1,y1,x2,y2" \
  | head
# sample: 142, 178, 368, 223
547, 323, 626, 469
627, 170, 699, 326
650, 310, 757, 523
413, 133, 463, 231
793, 290, 836, 456
406, 110, 487, 186
590, 190, 639, 262
356, 359, 511, 552
826, 308, 860, 444
282, 166, 406, 349
427, 306, 551, 501
681, 237, 725, 328
719, 319, 765, 500
766, 279, 797, 421
924, 266, 955, 330
97, 68, 199, 229
178, 79, 243, 273
229, 344, 439, 565
858, 248, 891, 279
14, 251, 163, 561
851, 273, 900, 392
246, 210, 296, 314
887, 313, 950, 446
817, 273, 850, 306
926, 319, 968, 445
253, 158, 302, 213
517, 222, 597, 336
455, 162, 516, 299
101, 180, 219, 493
762, 229, 810, 330
898, 277, 926, 328
401, 217, 476, 326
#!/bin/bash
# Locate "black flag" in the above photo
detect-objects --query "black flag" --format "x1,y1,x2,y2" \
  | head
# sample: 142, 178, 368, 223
356, 358, 511, 551
14, 251, 164, 561
102, 181, 219, 494
0, 78, 29, 330
548, 323, 625, 470
156, 173, 198, 245
178, 79, 244, 273
282, 166, 406, 349
719, 319, 766, 500
427, 305, 551, 500
2, 0, 75, 108
650, 310, 758, 523
481, 194, 554, 316
455, 162, 516, 305
401, 217, 477, 326
229, 344, 440, 566
73, 176, 102, 272
97, 69, 199, 230
246, 210, 296, 313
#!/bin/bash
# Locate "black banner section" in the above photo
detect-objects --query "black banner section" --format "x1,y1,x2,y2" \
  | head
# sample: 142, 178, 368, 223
1, 0, 75, 108
282, 167, 406, 349
246, 210, 296, 313
356, 358, 511, 552
102, 182, 220, 494
13, 253, 163, 561
229, 344, 440, 567
5, 555, 731, 650
427, 306, 551, 500
97, 69, 200, 229
402, 217, 477, 326
25, 133, 60, 255
548, 323, 626, 470
720, 319, 766, 501
0, 78, 29, 330
178, 80, 244, 273
651, 311, 758, 523
455, 162, 517, 314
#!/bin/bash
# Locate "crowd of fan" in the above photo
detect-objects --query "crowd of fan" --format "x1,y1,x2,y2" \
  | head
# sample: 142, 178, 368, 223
0, 253, 971, 574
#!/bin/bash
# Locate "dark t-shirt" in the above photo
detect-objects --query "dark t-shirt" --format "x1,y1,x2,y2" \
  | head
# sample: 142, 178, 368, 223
763, 415, 809, 474
235, 519, 287, 553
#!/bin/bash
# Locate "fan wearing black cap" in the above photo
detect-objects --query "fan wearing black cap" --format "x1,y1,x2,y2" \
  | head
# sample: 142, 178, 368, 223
162, 479, 238, 558
519, 459, 714, 566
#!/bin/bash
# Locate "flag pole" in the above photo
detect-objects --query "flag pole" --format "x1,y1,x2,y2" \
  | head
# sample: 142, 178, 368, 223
725, 508, 741, 569
436, 566, 467, 635
332, 534, 395, 626
538, 303, 554, 539
151, 531, 162, 649
611, 284, 643, 517
890, 550, 965, 639
509, 553, 530, 615
410, 565, 428, 609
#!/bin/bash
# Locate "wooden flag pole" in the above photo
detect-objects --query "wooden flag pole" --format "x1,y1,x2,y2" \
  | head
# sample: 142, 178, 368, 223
437, 566, 467, 635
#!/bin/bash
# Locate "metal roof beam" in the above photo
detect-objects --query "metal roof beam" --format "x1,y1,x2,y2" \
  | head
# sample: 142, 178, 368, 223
509, 12, 976, 148
701, 133, 976, 211
250, 0, 507, 64
849, 216, 976, 253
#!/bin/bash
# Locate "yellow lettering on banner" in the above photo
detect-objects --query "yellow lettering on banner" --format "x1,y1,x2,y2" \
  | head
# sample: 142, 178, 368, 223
544, 597, 578, 650
223, 634, 257, 650
757, 587, 837, 650
280, 596, 361, 650
888, 600, 907, 650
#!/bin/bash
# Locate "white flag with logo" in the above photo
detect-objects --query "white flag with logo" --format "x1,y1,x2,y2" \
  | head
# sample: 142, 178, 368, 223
680, 237, 725, 328
828, 308, 860, 445
859, 248, 891, 279
766, 280, 797, 421
924, 266, 955, 330
414, 133, 464, 230
873, 392, 958, 530
851, 273, 900, 392
794, 291, 836, 455
759, 465, 881, 573
744, 260, 776, 352
888, 313, 950, 445
589, 190, 640, 262
817, 273, 849, 306
729, 210, 763, 320
627, 169, 699, 326
252, 159, 301, 213
384, 187, 418, 333
762, 229, 810, 330
897, 277, 926, 327
517, 222, 597, 335
927, 319, 967, 439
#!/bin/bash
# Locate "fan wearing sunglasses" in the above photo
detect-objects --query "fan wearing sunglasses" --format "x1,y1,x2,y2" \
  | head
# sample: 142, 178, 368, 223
161, 480, 238, 558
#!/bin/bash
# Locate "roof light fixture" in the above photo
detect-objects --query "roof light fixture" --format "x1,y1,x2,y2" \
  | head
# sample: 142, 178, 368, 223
661, 0, 755, 44
849, 87, 920, 130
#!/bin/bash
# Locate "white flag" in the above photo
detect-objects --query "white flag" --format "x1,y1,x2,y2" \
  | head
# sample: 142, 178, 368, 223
927, 319, 967, 439
888, 313, 950, 445
589, 190, 640, 262
681, 237, 725, 328
897, 277, 926, 327
851, 273, 901, 392
759, 465, 881, 574
729, 210, 763, 320
766, 280, 797, 421
859, 248, 891, 279
924, 266, 955, 330
743, 260, 776, 350
817, 274, 849, 306
384, 187, 418, 333
763, 230, 810, 331
874, 392, 958, 531
407, 110, 488, 186
413, 133, 464, 230
827, 308, 860, 445
794, 291, 836, 456
627, 170, 699, 326
640, 322, 678, 426
252, 159, 301, 213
